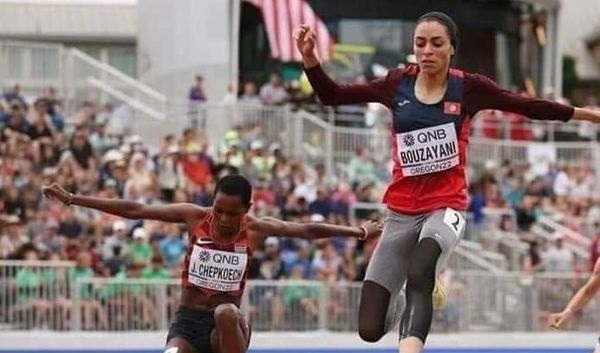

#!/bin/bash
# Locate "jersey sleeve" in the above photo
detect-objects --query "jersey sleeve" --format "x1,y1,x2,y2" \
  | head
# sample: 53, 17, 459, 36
463, 72, 574, 122
304, 64, 400, 109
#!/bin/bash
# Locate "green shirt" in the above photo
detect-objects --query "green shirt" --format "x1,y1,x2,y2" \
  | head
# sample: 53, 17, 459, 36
281, 281, 318, 306
68, 266, 95, 299
15, 268, 41, 303
140, 266, 172, 280
129, 243, 153, 264
99, 271, 128, 299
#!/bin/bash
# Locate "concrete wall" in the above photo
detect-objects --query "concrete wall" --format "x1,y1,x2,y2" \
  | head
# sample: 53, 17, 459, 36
558, 0, 600, 79
137, 0, 235, 106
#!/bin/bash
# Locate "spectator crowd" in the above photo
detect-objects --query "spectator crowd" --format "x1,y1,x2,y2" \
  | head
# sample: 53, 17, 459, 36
1, 74, 600, 332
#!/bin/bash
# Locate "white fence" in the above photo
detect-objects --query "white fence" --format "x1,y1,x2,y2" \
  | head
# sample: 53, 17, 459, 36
1, 262, 599, 334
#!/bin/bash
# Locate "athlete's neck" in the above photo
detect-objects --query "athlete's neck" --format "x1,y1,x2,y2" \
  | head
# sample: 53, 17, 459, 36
209, 214, 243, 243
416, 70, 448, 91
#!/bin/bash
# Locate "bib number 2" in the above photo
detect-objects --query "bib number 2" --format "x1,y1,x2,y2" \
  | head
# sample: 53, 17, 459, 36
443, 208, 465, 238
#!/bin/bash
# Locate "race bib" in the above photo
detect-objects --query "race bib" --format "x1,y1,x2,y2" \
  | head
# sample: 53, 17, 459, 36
442, 207, 465, 238
188, 245, 248, 292
396, 123, 459, 176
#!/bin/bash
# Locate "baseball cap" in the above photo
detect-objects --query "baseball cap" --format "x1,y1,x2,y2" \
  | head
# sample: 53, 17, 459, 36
112, 220, 127, 232
132, 228, 147, 240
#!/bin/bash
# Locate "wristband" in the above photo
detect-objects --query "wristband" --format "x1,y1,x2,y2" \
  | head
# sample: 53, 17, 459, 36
65, 193, 74, 206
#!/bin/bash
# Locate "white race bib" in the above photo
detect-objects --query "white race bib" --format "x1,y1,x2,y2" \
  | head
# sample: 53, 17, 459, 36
396, 123, 459, 176
442, 207, 465, 238
188, 245, 248, 292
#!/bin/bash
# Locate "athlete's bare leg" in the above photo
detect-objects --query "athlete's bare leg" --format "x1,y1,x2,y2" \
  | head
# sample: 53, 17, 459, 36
210, 303, 251, 353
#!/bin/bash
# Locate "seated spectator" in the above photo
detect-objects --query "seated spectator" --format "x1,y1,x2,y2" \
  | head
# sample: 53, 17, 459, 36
0, 215, 28, 259
128, 228, 153, 267
159, 224, 186, 268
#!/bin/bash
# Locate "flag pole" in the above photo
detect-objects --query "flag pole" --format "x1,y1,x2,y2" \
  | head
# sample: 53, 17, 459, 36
230, 0, 241, 100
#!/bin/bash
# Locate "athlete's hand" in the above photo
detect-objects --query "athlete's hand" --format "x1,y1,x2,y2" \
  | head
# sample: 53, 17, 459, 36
293, 25, 317, 58
358, 220, 383, 240
42, 183, 72, 205
548, 309, 573, 329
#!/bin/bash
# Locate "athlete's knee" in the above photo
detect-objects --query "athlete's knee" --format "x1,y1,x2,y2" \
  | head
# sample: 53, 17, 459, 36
214, 303, 242, 328
358, 324, 384, 342
358, 281, 388, 342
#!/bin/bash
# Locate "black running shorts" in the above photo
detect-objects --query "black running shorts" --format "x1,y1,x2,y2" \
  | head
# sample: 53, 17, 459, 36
166, 307, 215, 353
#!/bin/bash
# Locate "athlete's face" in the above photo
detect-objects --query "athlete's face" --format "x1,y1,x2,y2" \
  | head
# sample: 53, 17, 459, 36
212, 192, 250, 237
413, 20, 454, 75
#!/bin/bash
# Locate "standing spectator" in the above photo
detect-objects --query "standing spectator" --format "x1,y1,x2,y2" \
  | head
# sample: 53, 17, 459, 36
188, 75, 207, 103
259, 73, 288, 105
188, 75, 207, 127
240, 82, 261, 105
222, 82, 238, 104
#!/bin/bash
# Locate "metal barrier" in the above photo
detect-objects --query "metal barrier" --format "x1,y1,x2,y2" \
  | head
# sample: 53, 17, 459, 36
450, 271, 599, 332
68, 48, 167, 117
2, 261, 599, 333
532, 215, 591, 259
456, 240, 509, 271
0, 260, 75, 330
448, 247, 505, 273
70, 277, 178, 331
470, 116, 600, 142
180, 102, 297, 157
300, 112, 600, 183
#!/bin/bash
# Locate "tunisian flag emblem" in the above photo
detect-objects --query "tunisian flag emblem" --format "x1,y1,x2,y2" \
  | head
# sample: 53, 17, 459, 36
443, 101, 461, 115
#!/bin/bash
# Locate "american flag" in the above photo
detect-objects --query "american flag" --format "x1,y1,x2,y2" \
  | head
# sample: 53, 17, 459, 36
244, 0, 334, 62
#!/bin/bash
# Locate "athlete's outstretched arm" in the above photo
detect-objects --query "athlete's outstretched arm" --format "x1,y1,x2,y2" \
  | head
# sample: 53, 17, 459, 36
548, 258, 600, 329
41, 183, 205, 223
293, 25, 395, 107
464, 73, 576, 122
571, 107, 600, 123
249, 217, 381, 241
